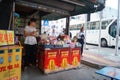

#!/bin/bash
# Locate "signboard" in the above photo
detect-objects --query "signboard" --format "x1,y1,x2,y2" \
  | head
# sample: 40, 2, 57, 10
43, 20, 49, 26
0, 30, 14, 46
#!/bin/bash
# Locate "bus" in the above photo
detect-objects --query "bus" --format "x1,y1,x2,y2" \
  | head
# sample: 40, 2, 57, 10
70, 19, 120, 47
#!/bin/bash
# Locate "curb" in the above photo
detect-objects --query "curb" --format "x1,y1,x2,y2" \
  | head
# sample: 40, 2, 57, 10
81, 58, 120, 69
81, 59, 106, 69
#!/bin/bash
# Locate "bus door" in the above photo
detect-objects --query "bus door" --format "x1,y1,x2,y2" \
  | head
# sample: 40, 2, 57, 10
108, 20, 117, 46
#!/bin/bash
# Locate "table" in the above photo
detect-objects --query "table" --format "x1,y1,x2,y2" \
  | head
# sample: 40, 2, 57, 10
96, 67, 120, 80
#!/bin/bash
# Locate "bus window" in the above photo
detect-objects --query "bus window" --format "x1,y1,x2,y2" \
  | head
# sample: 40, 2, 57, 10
102, 20, 112, 29
70, 25, 77, 30
86, 22, 90, 30
77, 24, 81, 30
90, 21, 99, 30
109, 21, 117, 38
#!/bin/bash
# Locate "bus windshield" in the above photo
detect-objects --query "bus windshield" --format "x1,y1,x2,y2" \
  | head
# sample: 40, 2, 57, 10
102, 20, 112, 29
109, 20, 120, 38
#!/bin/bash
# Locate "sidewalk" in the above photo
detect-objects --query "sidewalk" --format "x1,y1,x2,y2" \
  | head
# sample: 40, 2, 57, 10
81, 48, 120, 68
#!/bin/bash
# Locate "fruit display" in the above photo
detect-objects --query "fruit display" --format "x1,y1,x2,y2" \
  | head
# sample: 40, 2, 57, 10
39, 34, 81, 48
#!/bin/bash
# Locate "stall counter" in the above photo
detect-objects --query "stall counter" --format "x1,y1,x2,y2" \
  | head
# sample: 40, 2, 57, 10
38, 46, 81, 74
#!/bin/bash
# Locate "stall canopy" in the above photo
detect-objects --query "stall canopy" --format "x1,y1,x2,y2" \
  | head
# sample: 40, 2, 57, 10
15, 0, 105, 20
0, 0, 105, 30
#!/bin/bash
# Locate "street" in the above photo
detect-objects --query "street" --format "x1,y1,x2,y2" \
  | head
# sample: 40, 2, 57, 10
22, 64, 110, 80
21, 45, 120, 80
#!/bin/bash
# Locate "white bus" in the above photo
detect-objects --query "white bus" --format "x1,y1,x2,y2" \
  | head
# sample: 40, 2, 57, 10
70, 19, 120, 47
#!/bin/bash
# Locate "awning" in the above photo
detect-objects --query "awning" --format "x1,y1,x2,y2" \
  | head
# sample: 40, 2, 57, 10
15, 0, 105, 20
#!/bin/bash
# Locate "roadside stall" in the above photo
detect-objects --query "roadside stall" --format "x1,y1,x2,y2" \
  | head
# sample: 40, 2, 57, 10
38, 34, 81, 73
0, 0, 105, 77
14, 0, 105, 74
0, 30, 22, 80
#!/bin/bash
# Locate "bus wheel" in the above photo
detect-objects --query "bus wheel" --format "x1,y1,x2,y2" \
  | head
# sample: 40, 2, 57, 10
101, 39, 108, 47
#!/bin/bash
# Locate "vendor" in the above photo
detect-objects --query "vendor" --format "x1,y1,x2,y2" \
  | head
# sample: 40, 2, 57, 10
50, 29, 57, 37
24, 18, 37, 68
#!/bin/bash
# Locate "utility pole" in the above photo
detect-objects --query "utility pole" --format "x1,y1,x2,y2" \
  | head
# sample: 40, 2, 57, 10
98, 11, 102, 53
115, 0, 120, 56
84, 14, 87, 49
12, 0, 15, 30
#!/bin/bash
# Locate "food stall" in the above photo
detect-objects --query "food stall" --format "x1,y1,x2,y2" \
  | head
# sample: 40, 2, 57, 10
38, 35, 81, 74
0, 30, 22, 80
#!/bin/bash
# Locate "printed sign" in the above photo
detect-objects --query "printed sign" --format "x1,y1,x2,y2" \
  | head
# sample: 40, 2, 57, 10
0, 30, 14, 46
71, 48, 80, 67
44, 49, 59, 73
59, 49, 70, 69
43, 20, 49, 26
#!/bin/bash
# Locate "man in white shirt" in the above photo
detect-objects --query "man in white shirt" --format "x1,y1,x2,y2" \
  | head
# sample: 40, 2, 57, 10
24, 18, 37, 68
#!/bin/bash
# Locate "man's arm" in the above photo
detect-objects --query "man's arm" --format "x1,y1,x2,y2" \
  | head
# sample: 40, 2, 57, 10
24, 30, 34, 37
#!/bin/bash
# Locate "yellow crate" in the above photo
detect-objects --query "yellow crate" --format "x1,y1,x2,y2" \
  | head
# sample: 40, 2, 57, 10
0, 46, 22, 80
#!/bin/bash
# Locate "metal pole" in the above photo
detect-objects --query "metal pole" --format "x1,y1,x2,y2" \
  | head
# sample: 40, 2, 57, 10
115, 0, 120, 56
12, 0, 15, 30
84, 14, 87, 49
66, 16, 70, 35
98, 11, 102, 53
